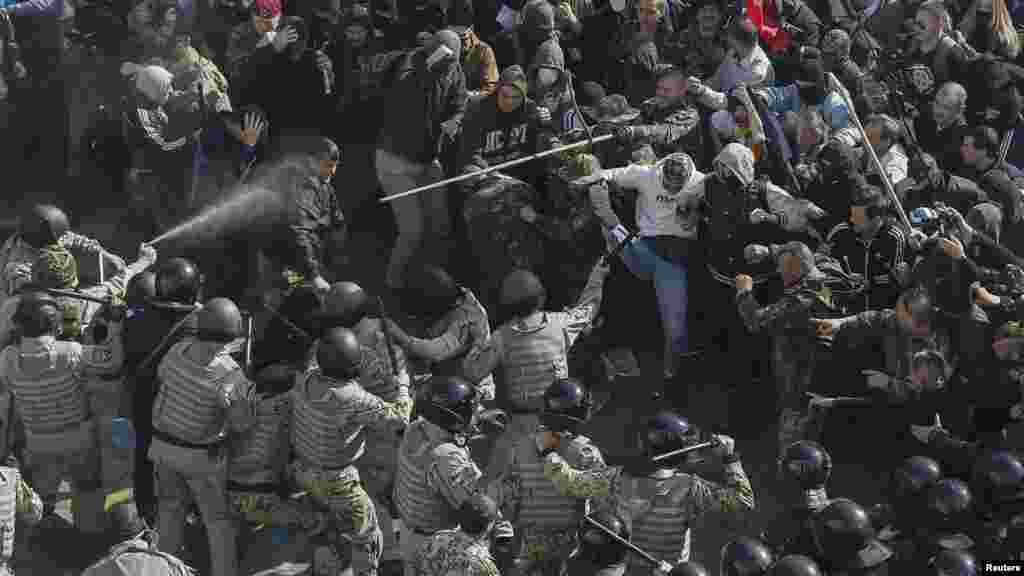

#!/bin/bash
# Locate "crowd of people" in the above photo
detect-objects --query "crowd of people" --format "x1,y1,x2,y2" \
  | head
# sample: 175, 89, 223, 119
2, 0, 1024, 573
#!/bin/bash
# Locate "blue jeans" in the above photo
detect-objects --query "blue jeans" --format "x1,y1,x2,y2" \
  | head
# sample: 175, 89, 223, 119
618, 236, 689, 369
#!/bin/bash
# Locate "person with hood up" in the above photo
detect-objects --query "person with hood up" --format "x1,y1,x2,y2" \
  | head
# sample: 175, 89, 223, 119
449, 1, 499, 97
457, 65, 554, 187
122, 64, 205, 241
734, 242, 834, 455
519, 0, 565, 79
377, 28, 467, 294
580, 152, 705, 381
225, 0, 289, 83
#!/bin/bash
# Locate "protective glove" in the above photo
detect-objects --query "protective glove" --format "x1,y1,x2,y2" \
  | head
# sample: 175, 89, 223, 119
137, 244, 158, 267
604, 223, 630, 253
476, 409, 509, 436
744, 244, 773, 264
536, 106, 552, 125
441, 119, 460, 139
492, 519, 515, 540
655, 561, 674, 575
712, 433, 736, 459
614, 125, 635, 143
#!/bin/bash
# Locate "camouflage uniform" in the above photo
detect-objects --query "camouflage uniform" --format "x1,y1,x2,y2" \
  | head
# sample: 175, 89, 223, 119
541, 452, 755, 572
411, 528, 501, 576
736, 243, 833, 454
0, 231, 106, 303
488, 432, 605, 575
0, 467, 44, 575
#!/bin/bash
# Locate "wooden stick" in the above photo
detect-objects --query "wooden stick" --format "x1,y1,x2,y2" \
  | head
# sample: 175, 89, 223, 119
378, 134, 615, 203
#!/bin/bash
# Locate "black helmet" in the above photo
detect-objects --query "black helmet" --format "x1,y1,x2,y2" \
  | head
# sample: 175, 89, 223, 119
126, 271, 157, 307
671, 561, 711, 576
720, 537, 774, 576
499, 269, 546, 313
812, 499, 875, 561
641, 411, 702, 463
890, 455, 943, 521
780, 441, 833, 489
404, 266, 461, 319
21, 204, 70, 247
276, 283, 322, 339
321, 281, 369, 329
971, 450, 1024, 514
316, 327, 363, 380
415, 375, 477, 434
155, 258, 200, 304
577, 510, 630, 567
929, 549, 977, 576
84, 303, 125, 346
540, 378, 592, 434
13, 291, 62, 337
769, 556, 823, 576
196, 298, 244, 343
925, 479, 973, 534
255, 362, 298, 397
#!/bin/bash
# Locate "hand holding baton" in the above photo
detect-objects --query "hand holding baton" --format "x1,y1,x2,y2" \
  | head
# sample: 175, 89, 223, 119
583, 514, 661, 566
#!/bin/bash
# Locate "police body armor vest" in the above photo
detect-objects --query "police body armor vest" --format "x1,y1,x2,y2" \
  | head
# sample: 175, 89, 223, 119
291, 372, 367, 470
2, 340, 90, 438
0, 467, 18, 562
230, 390, 291, 483
394, 418, 460, 532
497, 317, 568, 412
624, 474, 692, 571
152, 340, 244, 444
513, 434, 592, 531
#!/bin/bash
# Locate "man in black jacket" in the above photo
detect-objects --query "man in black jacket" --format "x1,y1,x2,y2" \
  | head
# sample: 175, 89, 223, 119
376, 28, 467, 293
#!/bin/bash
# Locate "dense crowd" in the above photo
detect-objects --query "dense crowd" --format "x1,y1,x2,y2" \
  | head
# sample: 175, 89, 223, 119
2, 0, 1024, 573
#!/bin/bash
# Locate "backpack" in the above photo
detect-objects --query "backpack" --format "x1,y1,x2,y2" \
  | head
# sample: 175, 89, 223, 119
81, 535, 195, 576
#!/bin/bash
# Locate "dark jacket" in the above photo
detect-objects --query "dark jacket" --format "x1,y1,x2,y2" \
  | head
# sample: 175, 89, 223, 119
270, 165, 344, 280
456, 91, 546, 178
376, 48, 467, 164
968, 161, 1024, 227
824, 221, 907, 311
125, 302, 198, 431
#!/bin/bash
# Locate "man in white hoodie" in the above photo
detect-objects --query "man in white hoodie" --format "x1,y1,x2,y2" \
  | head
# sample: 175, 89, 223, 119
585, 152, 706, 381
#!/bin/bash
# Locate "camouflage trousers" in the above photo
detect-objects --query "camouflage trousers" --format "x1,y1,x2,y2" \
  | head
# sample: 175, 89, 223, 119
292, 461, 383, 576
508, 526, 578, 576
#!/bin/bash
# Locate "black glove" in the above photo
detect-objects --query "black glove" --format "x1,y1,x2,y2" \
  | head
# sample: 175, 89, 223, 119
476, 409, 508, 436
613, 125, 635, 143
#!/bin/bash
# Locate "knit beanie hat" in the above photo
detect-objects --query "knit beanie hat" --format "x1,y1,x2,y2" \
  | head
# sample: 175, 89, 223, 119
254, 0, 282, 18
135, 65, 174, 104
499, 65, 529, 97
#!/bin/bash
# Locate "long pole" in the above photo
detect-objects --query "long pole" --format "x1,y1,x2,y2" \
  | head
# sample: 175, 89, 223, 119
44, 288, 111, 305
583, 515, 660, 565
826, 73, 912, 234
378, 134, 615, 203
651, 440, 716, 463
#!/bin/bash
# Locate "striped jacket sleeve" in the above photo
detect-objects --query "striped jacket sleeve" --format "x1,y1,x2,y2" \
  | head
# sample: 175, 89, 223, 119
136, 108, 189, 152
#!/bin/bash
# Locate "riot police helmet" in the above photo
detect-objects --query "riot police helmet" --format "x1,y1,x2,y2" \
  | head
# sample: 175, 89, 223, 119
720, 537, 774, 576
155, 258, 200, 304
769, 556, 823, 576
971, 450, 1024, 513
321, 281, 369, 329
811, 499, 876, 561
780, 441, 833, 489
540, 377, 592, 434
125, 271, 157, 307
316, 327, 363, 381
21, 204, 70, 247
196, 297, 244, 343
925, 479, 973, 533
641, 411, 702, 463
929, 549, 977, 576
415, 375, 478, 434
404, 265, 462, 319
499, 269, 546, 317
13, 291, 62, 337
670, 561, 711, 576
577, 510, 630, 567
890, 455, 943, 505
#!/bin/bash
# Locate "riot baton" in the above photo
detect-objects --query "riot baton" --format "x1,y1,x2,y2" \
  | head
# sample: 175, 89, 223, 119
244, 313, 255, 375
378, 134, 615, 204
826, 73, 912, 234
583, 515, 660, 566
43, 288, 112, 305
376, 297, 401, 377
134, 306, 201, 375
651, 440, 717, 463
